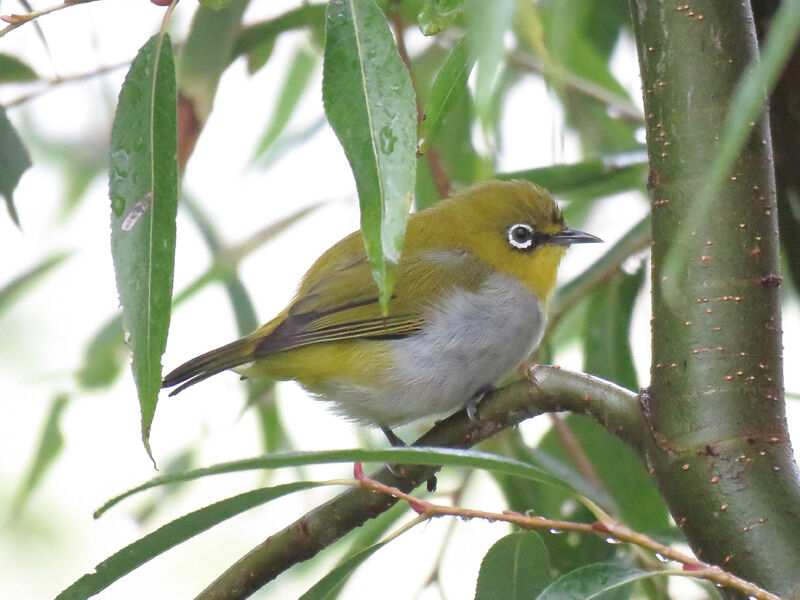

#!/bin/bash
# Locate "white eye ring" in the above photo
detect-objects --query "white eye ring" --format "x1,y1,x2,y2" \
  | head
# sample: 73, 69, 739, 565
508, 223, 535, 249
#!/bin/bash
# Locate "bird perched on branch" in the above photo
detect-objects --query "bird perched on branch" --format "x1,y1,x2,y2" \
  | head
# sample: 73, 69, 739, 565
163, 179, 600, 441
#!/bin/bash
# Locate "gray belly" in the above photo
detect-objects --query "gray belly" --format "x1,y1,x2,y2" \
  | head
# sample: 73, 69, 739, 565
324, 272, 545, 427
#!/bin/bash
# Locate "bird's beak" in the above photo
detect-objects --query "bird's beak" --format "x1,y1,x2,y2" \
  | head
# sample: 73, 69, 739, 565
551, 227, 603, 246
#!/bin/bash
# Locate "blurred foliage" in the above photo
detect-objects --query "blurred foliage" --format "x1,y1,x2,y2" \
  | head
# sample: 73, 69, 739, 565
3, 0, 791, 598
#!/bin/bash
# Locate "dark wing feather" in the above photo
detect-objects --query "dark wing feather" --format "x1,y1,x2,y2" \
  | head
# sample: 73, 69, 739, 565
252, 250, 489, 356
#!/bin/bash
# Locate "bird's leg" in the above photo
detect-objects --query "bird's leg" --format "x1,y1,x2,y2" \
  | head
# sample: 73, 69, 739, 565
381, 426, 408, 448
380, 426, 438, 493
466, 384, 497, 421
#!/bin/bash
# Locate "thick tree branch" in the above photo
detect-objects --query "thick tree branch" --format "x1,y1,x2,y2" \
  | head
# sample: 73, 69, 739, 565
194, 366, 641, 600
630, 0, 800, 596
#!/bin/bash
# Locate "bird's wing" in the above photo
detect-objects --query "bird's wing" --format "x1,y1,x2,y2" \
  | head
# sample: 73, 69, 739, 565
252, 249, 489, 356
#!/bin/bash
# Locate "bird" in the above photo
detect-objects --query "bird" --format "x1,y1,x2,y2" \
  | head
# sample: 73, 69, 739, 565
162, 179, 601, 442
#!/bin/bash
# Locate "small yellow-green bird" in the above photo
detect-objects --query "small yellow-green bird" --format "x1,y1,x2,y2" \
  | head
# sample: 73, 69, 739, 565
163, 180, 600, 439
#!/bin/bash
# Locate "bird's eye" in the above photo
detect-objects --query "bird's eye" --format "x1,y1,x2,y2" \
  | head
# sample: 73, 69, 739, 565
508, 223, 535, 250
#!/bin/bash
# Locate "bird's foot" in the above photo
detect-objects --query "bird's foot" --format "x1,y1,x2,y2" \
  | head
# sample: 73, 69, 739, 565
380, 426, 437, 493
466, 385, 497, 421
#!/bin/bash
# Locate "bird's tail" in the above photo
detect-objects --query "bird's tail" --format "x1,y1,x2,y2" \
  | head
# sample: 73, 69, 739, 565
162, 337, 259, 397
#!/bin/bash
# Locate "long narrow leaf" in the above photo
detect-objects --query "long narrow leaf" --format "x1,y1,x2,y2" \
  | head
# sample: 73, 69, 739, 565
583, 266, 644, 391
179, 0, 249, 122
55, 482, 321, 600
0, 251, 70, 317
466, 0, 515, 130
300, 539, 390, 600
253, 44, 318, 161
499, 159, 647, 199
233, 5, 326, 61
10, 394, 69, 517
110, 34, 178, 459
418, 36, 474, 152
323, 0, 417, 312
0, 104, 32, 226
95, 447, 577, 517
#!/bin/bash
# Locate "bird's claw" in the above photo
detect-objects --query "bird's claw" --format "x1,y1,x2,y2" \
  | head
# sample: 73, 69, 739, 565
466, 385, 497, 422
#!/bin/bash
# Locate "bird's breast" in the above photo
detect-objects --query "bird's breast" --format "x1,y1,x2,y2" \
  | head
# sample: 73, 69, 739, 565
383, 272, 546, 423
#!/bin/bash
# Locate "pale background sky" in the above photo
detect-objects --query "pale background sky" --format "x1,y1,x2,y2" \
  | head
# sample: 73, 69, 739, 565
1, 1, 798, 599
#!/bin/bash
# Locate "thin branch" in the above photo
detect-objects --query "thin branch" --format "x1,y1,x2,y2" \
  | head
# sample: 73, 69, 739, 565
3, 60, 132, 109
508, 51, 645, 125
195, 366, 643, 600
389, 11, 451, 199
548, 413, 606, 492
0, 0, 98, 39
356, 476, 780, 600
414, 471, 473, 598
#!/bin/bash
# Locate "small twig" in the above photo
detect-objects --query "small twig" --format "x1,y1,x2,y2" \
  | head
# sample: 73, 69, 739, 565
508, 51, 644, 125
0, 0, 98, 39
3, 60, 132, 109
548, 413, 606, 492
357, 476, 781, 600
389, 10, 451, 199
414, 471, 474, 598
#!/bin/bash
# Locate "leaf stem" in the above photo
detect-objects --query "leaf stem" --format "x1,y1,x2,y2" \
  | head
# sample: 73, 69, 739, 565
0, 0, 98, 39
356, 475, 780, 600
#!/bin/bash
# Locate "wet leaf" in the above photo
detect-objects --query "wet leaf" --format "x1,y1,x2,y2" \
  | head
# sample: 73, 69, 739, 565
475, 532, 552, 600
110, 34, 178, 460
323, 0, 417, 313
418, 0, 464, 35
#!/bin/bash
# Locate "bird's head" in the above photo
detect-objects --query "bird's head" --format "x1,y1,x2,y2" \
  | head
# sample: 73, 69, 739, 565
427, 179, 601, 305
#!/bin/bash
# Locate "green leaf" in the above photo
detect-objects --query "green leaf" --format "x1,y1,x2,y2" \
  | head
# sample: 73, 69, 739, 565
301, 540, 389, 600
80, 200, 321, 392
110, 34, 178, 460
179, 0, 249, 122
475, 532, 552, 600
536, 1, 638, 155
0, 251, 70, 318
499, 159, 647, 200
55, 482, 321, 600
233, 5, 327, 61
418, 0, 464, 35
197, 0, 231, 9
492, 431, 615, 575
10, 394, 69, 517
466, 0, 515, 129
0, 53, 38, 82
253, 44, 318, 161
419, 36, 474, 151
129, 448, 196, 525
583, 266, 644, 391
539, 415, 671, 537
0, 104, 32, 226
322, 0, 417, 313
76, 314, 127, 389
245, 36, 276, 74
95, 447, 578, 517
536, 563, 657, 600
